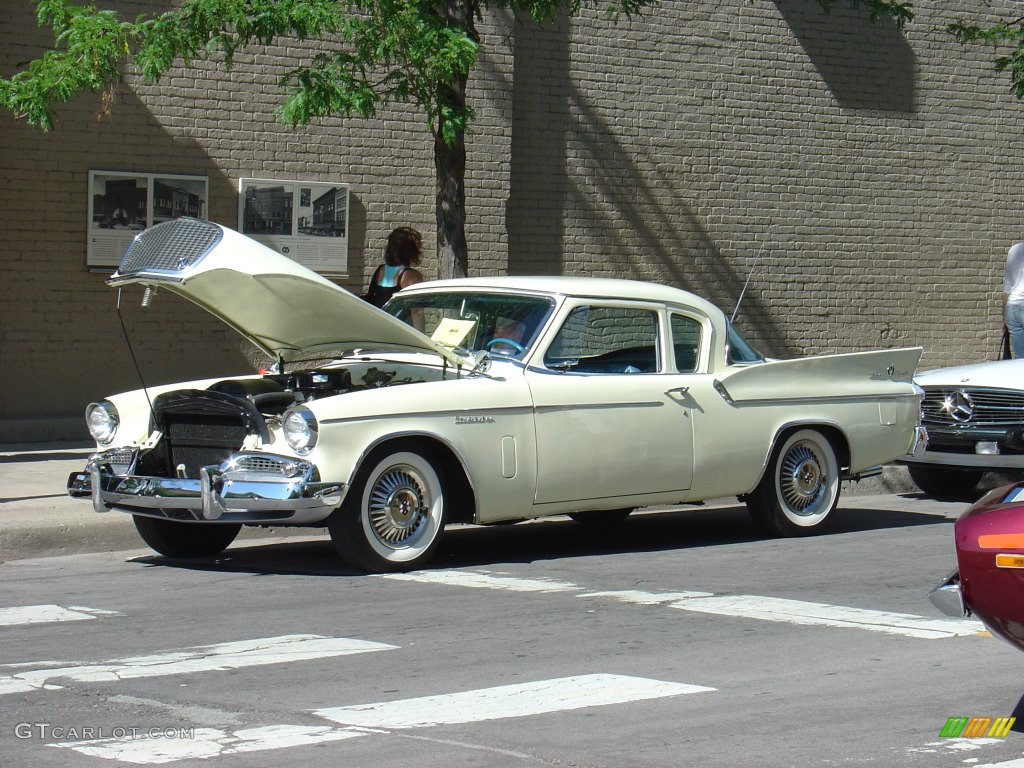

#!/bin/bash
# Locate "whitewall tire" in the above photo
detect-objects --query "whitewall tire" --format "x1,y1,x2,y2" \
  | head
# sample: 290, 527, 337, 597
329, 450, 447, 572
747, 429, 841, 536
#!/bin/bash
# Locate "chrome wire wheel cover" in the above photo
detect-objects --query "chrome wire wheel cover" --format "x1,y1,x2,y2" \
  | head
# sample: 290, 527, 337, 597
367, 464, 431, 549
772, 433, 838, 525
779, 442, 827, 515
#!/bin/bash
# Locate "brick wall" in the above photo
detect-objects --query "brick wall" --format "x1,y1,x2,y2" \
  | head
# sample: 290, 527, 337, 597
2, 0, 1024, 442
511, 0, 1024, 361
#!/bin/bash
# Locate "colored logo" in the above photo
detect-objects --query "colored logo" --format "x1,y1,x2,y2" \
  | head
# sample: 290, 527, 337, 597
940, 716, 1016, 738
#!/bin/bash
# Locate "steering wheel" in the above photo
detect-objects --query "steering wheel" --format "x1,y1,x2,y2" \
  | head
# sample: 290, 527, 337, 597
484, 337, 526, 354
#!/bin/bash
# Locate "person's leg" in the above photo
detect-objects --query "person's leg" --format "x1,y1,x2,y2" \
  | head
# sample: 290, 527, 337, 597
1006, 303, 1024, 358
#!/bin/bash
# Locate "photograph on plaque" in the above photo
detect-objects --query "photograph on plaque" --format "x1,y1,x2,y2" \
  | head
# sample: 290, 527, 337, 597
239, 178, 349, 276
87, 171, 207, 269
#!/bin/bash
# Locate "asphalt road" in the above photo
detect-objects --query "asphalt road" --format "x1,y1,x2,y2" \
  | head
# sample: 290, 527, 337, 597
3, 490, 1024, 768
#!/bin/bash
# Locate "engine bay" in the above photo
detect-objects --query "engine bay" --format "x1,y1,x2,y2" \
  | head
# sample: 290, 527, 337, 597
207, 360, 448, 416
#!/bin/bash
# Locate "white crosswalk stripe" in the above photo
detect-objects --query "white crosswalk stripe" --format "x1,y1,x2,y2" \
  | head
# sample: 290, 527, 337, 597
384, 569, 984, 638
52, 725, 366, 764
382, 570, 583, 592
0, 605, 120, 626
667, 594, 982, 639
315, 673, 715, 728
51, 674, 716, 764
0, 635, 396, 696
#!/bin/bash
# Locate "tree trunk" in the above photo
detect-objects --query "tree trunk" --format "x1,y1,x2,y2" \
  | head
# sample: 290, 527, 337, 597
434, 0, 476, 279
435, 121, 468, 279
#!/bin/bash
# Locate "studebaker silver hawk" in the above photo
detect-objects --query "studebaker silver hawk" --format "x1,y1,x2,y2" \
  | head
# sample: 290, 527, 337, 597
68, 218, 927, 572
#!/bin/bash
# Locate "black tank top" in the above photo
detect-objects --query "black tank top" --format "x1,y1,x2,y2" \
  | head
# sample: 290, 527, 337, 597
363, 265, 407, 308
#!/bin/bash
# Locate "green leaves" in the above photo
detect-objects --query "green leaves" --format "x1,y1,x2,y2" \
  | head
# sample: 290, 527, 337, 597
2, 0, 346, 129
272, 0, 482, 141
2, 1, 133, 129
950, 19, 1024, 99
3, 0, 486, 141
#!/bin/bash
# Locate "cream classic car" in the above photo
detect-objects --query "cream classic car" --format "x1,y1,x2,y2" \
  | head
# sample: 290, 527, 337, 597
68, 218, 927, 572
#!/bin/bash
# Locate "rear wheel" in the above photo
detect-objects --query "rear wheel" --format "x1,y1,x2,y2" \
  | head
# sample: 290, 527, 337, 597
132, 515, 241, 558
747, 429, 840, 536
329, 450, 447, 573
907, 465, 983, 498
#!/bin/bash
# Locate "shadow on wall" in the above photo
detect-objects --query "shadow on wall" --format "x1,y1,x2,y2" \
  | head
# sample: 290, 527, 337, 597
773, 0, 915, 112
561, 84, 796, 357
506, 11, 794, 356
507, 10, 570, 276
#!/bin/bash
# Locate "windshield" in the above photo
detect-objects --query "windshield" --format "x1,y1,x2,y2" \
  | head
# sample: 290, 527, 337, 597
386, 292, 556, 359
726, 322, 764, 364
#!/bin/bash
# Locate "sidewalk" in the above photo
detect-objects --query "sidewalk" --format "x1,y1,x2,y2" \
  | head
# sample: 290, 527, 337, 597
0, 443, 317, 562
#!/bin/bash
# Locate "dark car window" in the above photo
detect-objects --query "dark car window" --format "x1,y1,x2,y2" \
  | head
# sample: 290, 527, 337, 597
544, 305, 659, 373
670, 314, 702, 372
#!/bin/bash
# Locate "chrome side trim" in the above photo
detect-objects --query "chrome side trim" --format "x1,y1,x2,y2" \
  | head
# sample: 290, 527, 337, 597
533, 401, 664, 414
320, 405, 534, 426
715, 388, 918, 407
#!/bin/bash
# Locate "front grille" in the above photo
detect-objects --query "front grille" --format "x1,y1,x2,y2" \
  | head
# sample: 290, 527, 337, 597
117, 218, 222, 276
102, 447, 138, 477
164, 417, 248, 478
921, 386, 1024, 429
232, 455, 305, 476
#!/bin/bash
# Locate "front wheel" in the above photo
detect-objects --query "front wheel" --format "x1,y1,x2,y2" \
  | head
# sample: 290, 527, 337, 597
132, 515, 241, 558
747, 429, 841, 536
329, 450, 447, 573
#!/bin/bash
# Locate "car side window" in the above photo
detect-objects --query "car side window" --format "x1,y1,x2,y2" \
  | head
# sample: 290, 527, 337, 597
670, 314, 702, 373
544, 305, 659, 373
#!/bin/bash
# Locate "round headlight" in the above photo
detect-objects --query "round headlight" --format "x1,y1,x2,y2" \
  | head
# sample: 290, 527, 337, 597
283, 408, 318, 454
86, 401, 119, 445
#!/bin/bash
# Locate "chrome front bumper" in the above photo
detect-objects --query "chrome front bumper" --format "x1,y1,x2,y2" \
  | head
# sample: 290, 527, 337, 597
929, 570, 969, 618
67, 450, 345, 524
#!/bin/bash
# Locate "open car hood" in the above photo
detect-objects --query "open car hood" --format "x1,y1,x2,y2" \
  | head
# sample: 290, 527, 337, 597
108, 218, 466, 368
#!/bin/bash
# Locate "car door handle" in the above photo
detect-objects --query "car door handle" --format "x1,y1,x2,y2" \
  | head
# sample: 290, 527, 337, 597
665, 386, 689, 396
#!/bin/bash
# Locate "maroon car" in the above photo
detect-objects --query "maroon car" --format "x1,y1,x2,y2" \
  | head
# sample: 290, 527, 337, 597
931, 482, 1024, 651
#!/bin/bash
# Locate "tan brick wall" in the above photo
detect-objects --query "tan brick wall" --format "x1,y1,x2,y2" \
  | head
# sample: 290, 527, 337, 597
2, 0, 1024, 442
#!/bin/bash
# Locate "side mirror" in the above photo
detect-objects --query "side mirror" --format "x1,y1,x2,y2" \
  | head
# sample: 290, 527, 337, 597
470, 350, 492, 374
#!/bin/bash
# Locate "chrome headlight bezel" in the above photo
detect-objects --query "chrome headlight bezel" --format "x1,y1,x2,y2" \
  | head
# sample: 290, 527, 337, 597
85, 401, 119, 446
283, 407, 319, 455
